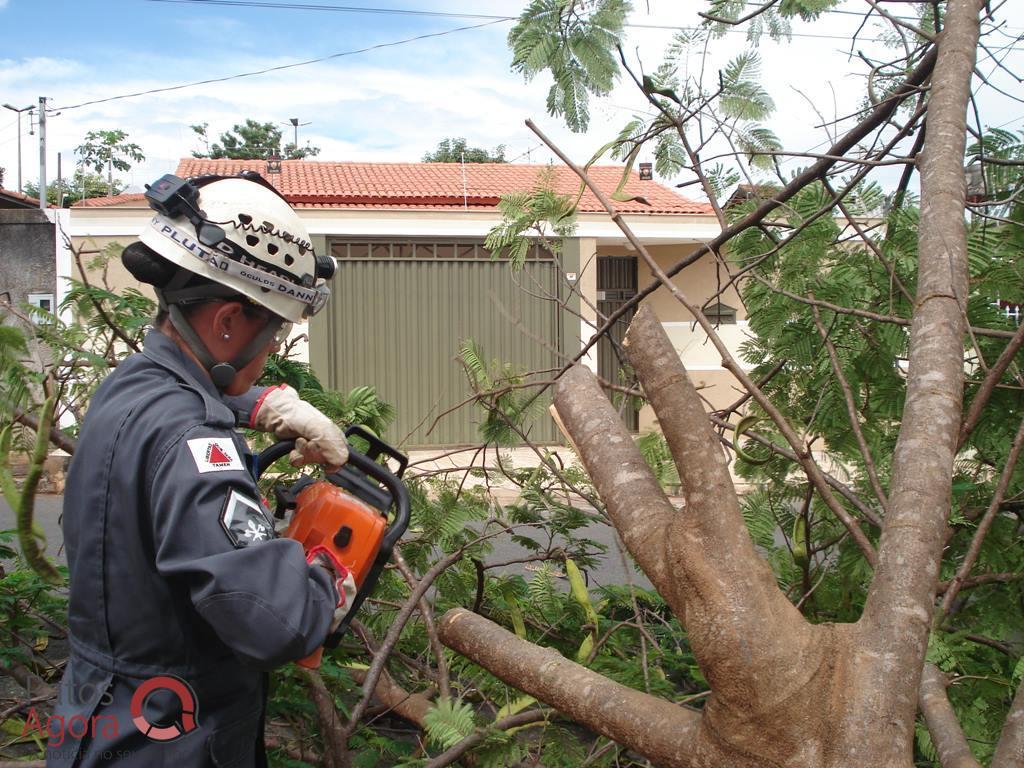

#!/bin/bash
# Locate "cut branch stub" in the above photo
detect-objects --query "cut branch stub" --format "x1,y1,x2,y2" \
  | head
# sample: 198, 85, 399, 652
438, 608, 701, 767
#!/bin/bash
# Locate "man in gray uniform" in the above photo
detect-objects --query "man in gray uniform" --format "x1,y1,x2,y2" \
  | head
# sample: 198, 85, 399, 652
48, 172, 356, 767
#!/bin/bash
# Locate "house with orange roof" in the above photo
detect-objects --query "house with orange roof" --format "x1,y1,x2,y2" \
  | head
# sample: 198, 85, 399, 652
67, 159, 745, 447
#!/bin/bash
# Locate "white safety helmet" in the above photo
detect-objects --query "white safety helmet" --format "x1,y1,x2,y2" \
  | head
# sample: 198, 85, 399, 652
138, 173, 334, 324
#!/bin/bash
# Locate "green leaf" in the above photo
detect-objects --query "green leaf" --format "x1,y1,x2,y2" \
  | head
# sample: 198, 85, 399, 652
424, 698, 476, 750
720, 52, 775, 120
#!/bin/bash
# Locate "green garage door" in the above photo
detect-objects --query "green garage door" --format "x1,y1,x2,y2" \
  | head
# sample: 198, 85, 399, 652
309, 240, 564, 447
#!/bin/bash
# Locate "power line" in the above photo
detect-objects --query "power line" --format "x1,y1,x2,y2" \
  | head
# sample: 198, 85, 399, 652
52, 17, 508, 111
148, 0, 509, 20
55, 1, 1024, 114
147, 0, 959, 26
146, 0, 991, 40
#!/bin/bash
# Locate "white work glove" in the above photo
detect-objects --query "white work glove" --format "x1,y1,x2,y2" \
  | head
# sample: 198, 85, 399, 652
306, 545, 359, 632
251, 384, 349, 472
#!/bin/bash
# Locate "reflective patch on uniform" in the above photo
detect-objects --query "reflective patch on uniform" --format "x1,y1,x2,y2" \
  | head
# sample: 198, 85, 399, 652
220, 489, 275, 548
186, 437, 244, 473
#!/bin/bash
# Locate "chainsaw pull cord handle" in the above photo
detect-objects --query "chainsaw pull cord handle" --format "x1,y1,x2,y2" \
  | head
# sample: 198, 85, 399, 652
254, 435, 411, 647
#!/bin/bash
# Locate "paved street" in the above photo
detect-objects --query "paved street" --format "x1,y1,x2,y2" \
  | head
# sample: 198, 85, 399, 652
0, 494, 66, 565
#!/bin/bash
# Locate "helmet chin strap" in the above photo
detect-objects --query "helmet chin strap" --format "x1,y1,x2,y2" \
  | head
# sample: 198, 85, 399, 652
163, 300, 283, 392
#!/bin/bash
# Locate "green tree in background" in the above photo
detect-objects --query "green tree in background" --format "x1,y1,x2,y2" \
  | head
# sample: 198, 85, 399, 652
76, 129, 145, 197
24, 170, 116, 208
192, 119, 320, 161
423, 136, 507, 163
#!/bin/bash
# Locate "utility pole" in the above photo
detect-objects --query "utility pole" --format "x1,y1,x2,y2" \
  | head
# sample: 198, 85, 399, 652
38, 96, 47, 209
1, 103, 34, 193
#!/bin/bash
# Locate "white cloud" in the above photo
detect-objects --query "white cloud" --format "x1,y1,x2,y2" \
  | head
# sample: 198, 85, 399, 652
1, 1, 1020, 198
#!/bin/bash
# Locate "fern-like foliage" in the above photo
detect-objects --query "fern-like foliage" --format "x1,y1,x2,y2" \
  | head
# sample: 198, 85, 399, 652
258, 355, 323, 392
635, 431, 680, 492
726, 164, 1024, 762
424, 697, 477, 750
459, 340, 545, 447
719, 52, 775, 121
485, 169, 577, 270
296, 385, 396, 439
0, 325, 37, 418
509, 0, 629, 133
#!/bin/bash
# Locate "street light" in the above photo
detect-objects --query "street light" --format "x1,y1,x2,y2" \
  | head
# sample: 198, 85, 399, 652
286, 117, 311, 151
2, 103, 35, 194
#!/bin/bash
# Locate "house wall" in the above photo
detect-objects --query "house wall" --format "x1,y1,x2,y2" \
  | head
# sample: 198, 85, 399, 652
594, 243, 751, 432
66, 207, 746, 442
0, 209, 56, 308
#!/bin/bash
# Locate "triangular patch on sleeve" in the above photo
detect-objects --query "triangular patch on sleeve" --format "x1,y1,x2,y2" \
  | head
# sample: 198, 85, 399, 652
186, 437, 244, 473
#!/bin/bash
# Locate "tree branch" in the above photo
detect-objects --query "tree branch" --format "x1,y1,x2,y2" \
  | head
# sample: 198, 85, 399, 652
393, 547, 451, 700
810, 300, 890, 513
992, 677, 1024, 768
534, 44, 939, 377
919, 663, 981, 768
302, 667, 348, 768
529, 120, 878, 568
551, 365, 676, 599
341, 522, 518, 738
438, 608, 701, 767
859, 0, 983, 752
422, 709, 552, 768
70, 241, 141, 354
939, 416, 1024, 619
347, 665, 434, 727
11, 405, 77, 455
620, 305, 822, 699
958, 319, 1024, 448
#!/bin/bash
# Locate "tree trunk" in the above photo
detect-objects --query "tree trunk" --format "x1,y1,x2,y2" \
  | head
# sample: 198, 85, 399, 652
439, 2, 986, 762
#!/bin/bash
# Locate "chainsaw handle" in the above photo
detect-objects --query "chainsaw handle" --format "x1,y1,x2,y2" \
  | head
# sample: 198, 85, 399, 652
253, 440, 296, 475
254, 439, 410, 546
254, 435, 411, 649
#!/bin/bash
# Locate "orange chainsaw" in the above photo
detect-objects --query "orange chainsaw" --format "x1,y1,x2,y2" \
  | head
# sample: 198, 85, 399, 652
256, 426, 410, 668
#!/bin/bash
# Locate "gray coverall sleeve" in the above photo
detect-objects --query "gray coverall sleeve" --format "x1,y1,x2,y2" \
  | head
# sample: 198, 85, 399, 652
148, 426, 336, 669
223, 386, 268, 429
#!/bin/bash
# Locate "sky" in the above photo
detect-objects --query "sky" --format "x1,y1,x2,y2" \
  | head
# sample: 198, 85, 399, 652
0, 0, 1021, 199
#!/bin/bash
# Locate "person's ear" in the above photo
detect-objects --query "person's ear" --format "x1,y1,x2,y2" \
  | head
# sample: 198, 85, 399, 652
211, 301, 246, 341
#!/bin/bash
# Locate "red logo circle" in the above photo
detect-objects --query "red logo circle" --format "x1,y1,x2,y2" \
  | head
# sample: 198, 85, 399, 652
129, 675, 199, 742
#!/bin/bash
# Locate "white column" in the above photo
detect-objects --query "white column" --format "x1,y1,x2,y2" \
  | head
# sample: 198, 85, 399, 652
576, 237, 598, 373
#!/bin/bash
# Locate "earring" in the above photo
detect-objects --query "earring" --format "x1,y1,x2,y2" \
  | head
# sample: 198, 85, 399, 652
222, 333, 231, 340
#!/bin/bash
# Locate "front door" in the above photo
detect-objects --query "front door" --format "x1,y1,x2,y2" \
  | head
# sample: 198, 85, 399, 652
596, 256, 639, 431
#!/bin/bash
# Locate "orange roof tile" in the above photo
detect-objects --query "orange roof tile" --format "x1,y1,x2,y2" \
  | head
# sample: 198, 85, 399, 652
73, 160, 713, 215
73, 192, 146, 208
0, 187, 47, 208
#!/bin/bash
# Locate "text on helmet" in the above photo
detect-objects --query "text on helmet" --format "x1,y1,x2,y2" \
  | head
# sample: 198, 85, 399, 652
154, 217, 321, 308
